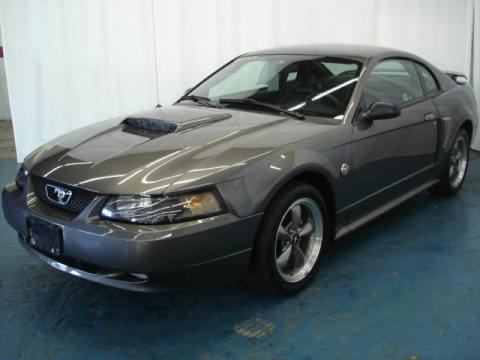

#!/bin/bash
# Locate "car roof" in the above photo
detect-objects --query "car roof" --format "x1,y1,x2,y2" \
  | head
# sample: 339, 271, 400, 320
244, 43, 409, 61
243, 43, 456, 94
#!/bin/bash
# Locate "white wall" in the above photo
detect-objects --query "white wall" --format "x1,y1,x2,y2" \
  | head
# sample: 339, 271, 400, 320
0, 0, 477, 160
0, 16, 11, 120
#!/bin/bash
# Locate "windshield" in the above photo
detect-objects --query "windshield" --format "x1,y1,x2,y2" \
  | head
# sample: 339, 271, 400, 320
188, 55, 362, 119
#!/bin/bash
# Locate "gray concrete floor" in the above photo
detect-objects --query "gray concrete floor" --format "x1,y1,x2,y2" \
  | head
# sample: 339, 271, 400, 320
0, 154, 479, 359
0, 119, 16, 158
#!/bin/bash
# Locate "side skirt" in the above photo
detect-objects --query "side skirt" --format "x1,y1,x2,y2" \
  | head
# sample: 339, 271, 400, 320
334, 179, 439, 240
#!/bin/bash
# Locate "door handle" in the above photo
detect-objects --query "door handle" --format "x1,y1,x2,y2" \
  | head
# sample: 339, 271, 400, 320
424, 113, 436, 122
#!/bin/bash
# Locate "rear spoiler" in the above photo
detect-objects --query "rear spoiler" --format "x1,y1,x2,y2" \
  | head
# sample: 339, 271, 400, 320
444, 70, 468, 85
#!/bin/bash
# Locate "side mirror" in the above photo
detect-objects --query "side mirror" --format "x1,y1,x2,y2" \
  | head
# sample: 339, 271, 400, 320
359, 101, 400, 122
184, 87, 193, 95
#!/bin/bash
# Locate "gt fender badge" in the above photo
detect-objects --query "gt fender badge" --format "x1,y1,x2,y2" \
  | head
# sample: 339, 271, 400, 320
340, 163, 349, 176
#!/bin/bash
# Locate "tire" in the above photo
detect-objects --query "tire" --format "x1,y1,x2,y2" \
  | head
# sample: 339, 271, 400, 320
431, 128, 470, 196
247, 181, 330, 295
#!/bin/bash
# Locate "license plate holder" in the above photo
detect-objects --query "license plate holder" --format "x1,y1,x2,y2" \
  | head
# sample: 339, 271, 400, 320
28, 217, 63, 256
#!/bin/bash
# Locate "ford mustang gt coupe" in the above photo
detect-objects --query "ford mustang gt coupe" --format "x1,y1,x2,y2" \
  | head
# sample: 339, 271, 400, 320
3, 44, 477, 294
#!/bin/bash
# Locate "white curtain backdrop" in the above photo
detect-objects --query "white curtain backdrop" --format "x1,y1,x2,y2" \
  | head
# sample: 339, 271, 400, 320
0, 0, 477, 160
0, 0, 158, 160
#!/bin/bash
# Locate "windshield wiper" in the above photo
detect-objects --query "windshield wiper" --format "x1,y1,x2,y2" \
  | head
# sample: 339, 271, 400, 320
219, 98, 305, 120
178, 95, 217, 108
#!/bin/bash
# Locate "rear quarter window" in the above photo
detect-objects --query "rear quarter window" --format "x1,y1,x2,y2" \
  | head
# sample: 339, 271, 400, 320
416, 63, 439, 94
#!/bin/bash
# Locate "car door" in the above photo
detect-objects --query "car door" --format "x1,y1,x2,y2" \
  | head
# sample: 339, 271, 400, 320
349, 59, 439, 220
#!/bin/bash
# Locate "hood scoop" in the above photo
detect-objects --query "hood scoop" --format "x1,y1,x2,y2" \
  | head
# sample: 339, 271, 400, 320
122, 113, 232, 138
122, 117, 177, 138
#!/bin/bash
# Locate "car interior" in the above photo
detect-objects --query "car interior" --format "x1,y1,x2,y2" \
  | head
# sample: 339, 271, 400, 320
212, 58, 360, 119
362, 60, 425, 108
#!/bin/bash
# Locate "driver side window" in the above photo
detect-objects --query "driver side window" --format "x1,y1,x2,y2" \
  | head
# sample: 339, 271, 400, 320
363, 59, 424, 109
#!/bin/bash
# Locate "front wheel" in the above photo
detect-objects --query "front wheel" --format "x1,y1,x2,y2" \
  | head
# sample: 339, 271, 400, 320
431, 128, 470, 196
247, 181, 330, 295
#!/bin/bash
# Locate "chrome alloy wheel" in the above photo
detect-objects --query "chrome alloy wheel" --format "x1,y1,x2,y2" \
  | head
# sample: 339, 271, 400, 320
449, 136, 468, 188
275, 198, 323, 283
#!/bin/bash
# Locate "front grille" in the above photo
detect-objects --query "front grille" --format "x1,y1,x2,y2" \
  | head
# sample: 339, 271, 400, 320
31, 175, 98, 214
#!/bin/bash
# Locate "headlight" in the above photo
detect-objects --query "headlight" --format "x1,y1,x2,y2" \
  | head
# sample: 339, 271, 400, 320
15, 164, 29, 190
100, 191, 224, 224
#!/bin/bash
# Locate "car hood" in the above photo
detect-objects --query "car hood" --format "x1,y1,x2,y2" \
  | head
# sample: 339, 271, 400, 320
26, 105, 336, 194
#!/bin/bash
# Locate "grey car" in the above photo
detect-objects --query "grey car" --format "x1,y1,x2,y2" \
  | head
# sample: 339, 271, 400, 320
2, 44, 477, 294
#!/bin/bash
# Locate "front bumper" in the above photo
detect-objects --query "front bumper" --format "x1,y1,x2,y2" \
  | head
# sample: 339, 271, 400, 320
2, 181, 262, 292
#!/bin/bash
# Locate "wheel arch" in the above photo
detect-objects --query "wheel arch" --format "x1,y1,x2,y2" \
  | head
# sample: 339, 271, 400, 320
461, 119, 473, 143
259, 167, 337, 235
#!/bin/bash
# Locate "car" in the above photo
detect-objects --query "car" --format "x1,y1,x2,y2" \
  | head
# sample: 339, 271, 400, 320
2, 44, 477, 294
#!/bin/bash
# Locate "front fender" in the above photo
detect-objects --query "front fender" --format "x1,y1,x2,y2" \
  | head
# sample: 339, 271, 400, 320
216, 143, 350, 219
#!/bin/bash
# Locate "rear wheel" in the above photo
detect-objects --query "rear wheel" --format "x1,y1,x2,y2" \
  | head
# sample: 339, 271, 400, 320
431, 128, 470, 196
247, 181, 330, 295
